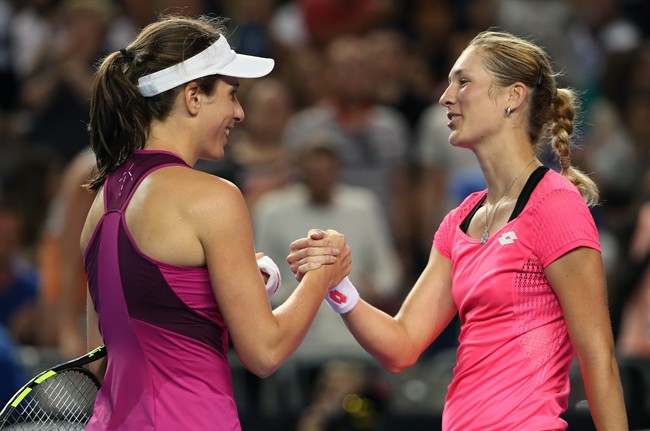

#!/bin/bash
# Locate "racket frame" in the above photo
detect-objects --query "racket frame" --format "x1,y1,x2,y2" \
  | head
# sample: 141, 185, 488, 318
0, 344, 106, 428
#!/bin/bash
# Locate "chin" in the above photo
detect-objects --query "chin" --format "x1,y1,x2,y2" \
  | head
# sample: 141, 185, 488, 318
448, 133, 461, 147
448, 133, 472, 150
200, 149, 225, 162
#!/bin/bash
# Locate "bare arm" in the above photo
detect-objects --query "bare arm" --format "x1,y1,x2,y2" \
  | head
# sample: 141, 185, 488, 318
546, 247, 628, 430
289, 234, 457, 373
198, 181, 351, 378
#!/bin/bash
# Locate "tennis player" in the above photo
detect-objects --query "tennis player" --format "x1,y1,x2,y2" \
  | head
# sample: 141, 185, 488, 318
80, 15, 351, 430
288, 30, 628, 430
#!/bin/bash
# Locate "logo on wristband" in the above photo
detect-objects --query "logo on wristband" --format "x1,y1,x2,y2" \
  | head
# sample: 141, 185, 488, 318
328, 289, 348, 305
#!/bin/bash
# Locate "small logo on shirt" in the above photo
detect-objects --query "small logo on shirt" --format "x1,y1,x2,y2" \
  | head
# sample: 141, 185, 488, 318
498, 231, 518, 245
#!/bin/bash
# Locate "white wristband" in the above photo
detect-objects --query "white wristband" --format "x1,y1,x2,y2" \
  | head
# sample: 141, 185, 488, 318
257, 255, 281, 298
325, 277, 359, 314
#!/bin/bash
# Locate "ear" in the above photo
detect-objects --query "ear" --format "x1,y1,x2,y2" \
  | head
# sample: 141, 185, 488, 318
507, 82, 528, 113
183, 82, 201, 116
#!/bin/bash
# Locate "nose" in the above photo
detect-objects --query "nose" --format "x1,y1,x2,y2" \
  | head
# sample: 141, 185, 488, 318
234, 99, 244, 123
439, 84, 454, 107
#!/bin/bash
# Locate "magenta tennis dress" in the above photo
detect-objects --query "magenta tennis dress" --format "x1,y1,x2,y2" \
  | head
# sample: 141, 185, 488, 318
434, 167, 600, 431
84, 150, 240, 430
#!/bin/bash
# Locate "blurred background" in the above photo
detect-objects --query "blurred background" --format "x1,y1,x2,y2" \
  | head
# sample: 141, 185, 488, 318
0, 0, 649, 429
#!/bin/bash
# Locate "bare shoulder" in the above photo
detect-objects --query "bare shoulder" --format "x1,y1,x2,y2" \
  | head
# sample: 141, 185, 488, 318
161, 167, 247, 216
150, 167, 251, 238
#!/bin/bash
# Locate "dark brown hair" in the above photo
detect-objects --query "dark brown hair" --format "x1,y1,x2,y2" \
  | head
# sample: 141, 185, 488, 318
86, 15, 227, 191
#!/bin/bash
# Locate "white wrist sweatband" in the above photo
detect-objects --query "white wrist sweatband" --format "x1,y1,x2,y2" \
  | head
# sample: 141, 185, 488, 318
257, 256, 281, 298
325, 277, 359, 314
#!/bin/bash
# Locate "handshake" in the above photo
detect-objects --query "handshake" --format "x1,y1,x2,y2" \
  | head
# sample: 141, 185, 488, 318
257, 229, 359, 314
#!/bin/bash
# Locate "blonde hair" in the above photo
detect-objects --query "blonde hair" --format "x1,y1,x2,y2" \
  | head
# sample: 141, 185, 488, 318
470, 30, 599, 206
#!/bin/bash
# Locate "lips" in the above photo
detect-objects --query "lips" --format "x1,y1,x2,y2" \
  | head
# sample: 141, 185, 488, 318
447, 112, 461, 127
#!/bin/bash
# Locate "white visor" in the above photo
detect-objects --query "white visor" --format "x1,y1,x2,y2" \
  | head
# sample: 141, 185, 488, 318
137, 35, 274, 97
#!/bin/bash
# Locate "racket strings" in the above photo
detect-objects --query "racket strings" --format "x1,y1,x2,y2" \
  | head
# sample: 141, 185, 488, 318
1, 369, 99, 430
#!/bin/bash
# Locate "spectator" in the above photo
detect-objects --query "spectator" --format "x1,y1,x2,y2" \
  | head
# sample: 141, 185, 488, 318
37, 147, 95, 358
198, 77, 295, 210
283, 34, 412, 269
20, 0, 116, 164
254, 130, 402, 361
0, 198, 39, 345
0, 197, 38, 405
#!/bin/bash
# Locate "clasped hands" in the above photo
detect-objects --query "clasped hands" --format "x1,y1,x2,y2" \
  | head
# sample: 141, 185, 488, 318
287, 229, 351, 283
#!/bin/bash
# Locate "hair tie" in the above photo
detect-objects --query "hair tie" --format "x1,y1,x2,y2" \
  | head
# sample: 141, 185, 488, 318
120, 48, 133, 62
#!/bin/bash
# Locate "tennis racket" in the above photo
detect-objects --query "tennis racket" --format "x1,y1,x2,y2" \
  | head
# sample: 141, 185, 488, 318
0, 345, 106, 430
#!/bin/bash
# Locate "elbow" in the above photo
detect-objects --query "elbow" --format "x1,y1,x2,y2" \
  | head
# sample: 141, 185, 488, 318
248, 368, 274, 379
380, 354, 418, 374
238, 350, 283, 379
247, 363, 276, 379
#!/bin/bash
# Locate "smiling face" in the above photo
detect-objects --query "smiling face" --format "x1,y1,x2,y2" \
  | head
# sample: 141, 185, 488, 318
438, 46, 509, 149
197, 75, 244, 160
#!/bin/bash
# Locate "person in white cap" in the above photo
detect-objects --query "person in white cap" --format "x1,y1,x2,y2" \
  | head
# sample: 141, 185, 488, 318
80, 15, 351, 430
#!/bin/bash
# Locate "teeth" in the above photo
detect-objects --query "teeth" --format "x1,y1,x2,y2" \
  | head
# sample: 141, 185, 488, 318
225, 129, 230, 136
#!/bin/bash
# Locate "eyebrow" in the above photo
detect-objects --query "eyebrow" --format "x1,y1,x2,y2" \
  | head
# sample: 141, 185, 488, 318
448, 68, 467, 82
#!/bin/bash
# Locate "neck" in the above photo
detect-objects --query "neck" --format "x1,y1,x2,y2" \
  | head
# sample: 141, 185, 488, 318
146, 122, 196, 166
482, 155, 539, 204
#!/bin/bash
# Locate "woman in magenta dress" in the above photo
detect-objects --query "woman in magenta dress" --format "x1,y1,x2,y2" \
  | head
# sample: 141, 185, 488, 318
81, 15, 351, 430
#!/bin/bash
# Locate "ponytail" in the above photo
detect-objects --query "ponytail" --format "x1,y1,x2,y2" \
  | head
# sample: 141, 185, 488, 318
87, 50, 149, 191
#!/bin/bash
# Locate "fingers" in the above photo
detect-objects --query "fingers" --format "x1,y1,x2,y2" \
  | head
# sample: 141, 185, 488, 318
308, 228, 326, 240
287, 229, 349, 280
295, 261, 322, 281
288, 254, 337, 279
289, 236, 337, 253
323, 230, 346, 249
287, 244, 340, 263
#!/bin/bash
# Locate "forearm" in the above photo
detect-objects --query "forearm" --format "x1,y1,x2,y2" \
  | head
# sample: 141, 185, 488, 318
232, 267, 337, 378
341, 300, 419, 373
268, 271, 332, 361
578, 353, 628, 430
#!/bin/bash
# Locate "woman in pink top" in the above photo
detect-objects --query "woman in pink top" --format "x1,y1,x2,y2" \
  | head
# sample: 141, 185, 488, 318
80, 15, 351, 430
289, 30, 628, 430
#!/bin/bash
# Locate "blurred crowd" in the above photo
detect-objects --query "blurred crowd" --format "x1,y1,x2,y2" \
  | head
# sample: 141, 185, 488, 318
0, 0, 649, 428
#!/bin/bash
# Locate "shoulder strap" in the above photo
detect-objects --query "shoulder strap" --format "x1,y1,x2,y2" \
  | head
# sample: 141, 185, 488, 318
104, 151, 189, 212
509, 166, 550, 221
459, 166, 550, 233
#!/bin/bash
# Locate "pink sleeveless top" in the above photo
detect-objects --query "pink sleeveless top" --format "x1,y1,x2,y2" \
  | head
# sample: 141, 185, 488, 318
84, 150, 240, 430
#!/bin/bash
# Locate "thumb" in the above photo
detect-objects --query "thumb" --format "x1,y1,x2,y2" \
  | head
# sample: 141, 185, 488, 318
308, 229, 326, 240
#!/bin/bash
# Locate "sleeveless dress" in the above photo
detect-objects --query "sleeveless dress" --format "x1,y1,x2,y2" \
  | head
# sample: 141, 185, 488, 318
84, 150, 240, 430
